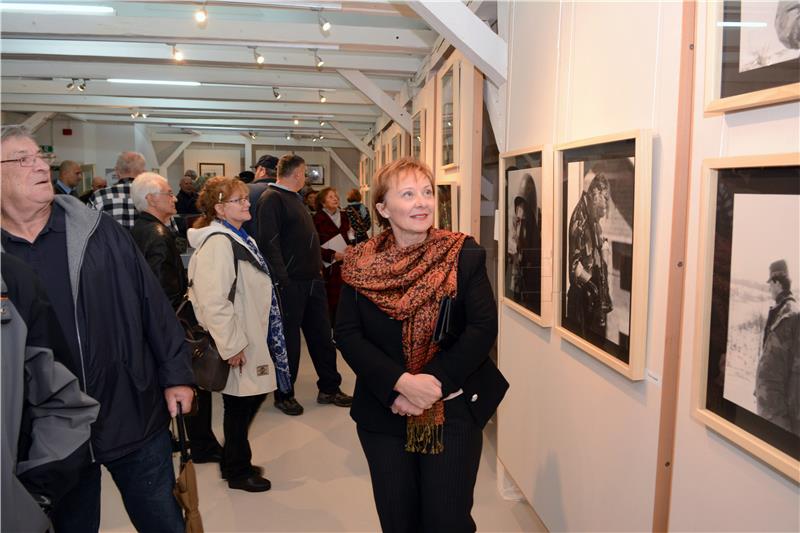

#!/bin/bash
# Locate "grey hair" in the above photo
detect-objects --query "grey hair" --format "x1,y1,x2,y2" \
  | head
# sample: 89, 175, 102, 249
115, 151, 146, 177
1, 125, 34, 143
131, 172, 168, 212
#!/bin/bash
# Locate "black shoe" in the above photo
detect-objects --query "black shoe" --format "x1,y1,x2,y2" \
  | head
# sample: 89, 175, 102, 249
227, 474, 271, 493
192, 448, 223, 464
221, 465, 264, 480
274, 397, 304, 416
317, 389, 353, 407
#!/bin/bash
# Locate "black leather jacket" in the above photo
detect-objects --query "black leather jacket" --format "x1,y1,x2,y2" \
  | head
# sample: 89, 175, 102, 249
131, 212, 188, 309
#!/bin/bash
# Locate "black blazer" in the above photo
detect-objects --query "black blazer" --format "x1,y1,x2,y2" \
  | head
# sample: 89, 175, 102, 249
335, 237, 508, 436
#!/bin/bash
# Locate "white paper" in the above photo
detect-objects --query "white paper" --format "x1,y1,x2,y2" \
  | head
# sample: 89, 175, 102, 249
321, 233, 348, 267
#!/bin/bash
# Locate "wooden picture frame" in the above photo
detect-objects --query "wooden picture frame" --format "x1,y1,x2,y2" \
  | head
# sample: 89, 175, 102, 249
412, 109, 426, 161
499, 145, 554, 327
199, 162, 225, 178
692, 153, 800, 483
391, 133, 401, 162
437, 59, 460, 171
435, 182, 458, 232
554, 130, 652, 381
704, 1, 800, 115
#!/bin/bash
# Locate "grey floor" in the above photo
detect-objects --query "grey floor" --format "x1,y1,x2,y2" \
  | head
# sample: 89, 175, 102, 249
99, 344, 546, 532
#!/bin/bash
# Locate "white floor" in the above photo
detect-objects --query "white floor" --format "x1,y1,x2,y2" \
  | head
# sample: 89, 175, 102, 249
100, 346, 546, 533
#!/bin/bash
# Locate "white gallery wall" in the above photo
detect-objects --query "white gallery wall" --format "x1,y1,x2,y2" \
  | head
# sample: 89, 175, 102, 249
668, 4, 800, 531
498, 2, 683, 530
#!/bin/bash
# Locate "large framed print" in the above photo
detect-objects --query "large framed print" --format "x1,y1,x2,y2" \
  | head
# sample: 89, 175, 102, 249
692, 153, 800, 483
306, 164, 325, 185
436, 183, 458, 231
199, 163, 225, 179
555, 130, 652, 380
705, 1, 800, 114
499, 146, 554, 327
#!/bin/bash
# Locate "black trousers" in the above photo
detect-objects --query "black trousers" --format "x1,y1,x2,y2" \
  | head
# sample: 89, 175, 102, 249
276, 278, 342, 400
184, 389, 221, 456
357, 397, 483, 533
221, 393, 267, 480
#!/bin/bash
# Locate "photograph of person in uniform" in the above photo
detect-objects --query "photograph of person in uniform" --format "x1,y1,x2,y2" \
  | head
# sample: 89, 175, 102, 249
505, 166, 542, 315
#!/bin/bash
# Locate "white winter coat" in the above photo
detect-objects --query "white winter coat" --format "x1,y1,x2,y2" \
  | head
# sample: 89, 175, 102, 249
187, 222, 277, 396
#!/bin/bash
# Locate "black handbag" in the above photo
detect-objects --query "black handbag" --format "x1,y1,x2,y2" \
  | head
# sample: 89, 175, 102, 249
433, 295, 461, 349
176, 297, 230, 392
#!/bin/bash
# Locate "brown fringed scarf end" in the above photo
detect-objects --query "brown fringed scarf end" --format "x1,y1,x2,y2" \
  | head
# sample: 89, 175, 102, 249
405, 420, 444, 454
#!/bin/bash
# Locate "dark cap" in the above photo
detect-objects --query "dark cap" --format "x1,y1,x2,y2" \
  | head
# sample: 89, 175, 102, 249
252, 155, 278, 172
768, 259, 790, 283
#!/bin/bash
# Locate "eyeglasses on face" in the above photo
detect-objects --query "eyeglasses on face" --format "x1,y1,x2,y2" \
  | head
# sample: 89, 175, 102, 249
151, 191, 175, 197
222, 197, 250, 205
1, 152, 57, 167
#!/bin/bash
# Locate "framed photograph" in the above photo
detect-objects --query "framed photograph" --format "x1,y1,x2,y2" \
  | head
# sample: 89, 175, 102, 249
555, 130, 652, 380
436, 183, 458, 231
437, 60, 460, 170
412, 109, 425, 161
306, 164, 325, 185
499, 146, 554, 327
704, 1, 800, 114
199, 163, 225, 178
692, 153, 800, 483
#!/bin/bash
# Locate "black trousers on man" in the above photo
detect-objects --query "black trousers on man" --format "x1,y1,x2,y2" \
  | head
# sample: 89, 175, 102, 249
275, 278, 342, 401
356, 397, 483, 533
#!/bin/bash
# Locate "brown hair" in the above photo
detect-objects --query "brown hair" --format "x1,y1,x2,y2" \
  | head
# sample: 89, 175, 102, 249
346, 188, 362, 203
193, 176, 248, 228
277, 154, 305, 179
315, 187, 337, 212
372, 157, 434, 229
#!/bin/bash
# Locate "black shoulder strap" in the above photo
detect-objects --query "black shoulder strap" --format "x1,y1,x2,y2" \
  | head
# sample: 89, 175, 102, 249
191, 232, 264, 303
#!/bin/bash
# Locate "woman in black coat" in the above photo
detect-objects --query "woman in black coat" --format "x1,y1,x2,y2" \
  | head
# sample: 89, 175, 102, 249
334, 158, 508, 533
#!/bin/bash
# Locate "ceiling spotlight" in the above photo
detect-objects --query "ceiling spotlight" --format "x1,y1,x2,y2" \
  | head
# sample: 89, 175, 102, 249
286, 132, 292, 140
77, 79, 86, 92
319, 134, 325, 140
293, 118, 300, 125
312, 136, 318, 142
272, 86, 282, 100
66, 79, 75, 91
314, 50, 324, 69
319, 120, 326, 127
171, 44, 184, 62
141, 112, 148, 119
130, 109, 140, 119
319, 91, 327, 103
253, 47, 265, 65
318, 13, 331, 32
249, 131, 256, 140
194, 6, 207, 25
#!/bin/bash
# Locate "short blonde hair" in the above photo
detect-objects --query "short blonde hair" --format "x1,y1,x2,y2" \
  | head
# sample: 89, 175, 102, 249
371, 157, 434, 229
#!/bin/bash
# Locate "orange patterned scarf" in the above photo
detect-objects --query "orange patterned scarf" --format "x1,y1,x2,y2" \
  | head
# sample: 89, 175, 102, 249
342, 228, 467, 454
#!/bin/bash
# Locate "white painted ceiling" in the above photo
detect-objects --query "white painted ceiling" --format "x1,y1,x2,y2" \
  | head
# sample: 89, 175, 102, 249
1, 0, 450, 149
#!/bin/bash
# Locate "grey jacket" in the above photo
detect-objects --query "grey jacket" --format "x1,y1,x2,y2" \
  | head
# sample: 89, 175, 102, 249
1, 253, 99, 533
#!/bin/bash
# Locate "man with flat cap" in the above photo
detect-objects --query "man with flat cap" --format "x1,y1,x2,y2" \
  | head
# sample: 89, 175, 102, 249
243, 154, 278, 236
755, 259, 800, 436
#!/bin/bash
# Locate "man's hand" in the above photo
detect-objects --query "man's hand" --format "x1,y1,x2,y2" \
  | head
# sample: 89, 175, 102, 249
391, 394, 425, 416
394, 372, 442, 410
164, 386, 194, 417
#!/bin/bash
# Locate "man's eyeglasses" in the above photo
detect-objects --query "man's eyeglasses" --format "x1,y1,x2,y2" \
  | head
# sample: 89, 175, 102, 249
151, 191, 175, 197
1, 152, 57, 167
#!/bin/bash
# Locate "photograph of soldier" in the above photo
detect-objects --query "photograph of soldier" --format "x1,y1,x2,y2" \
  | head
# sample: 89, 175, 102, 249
505, 166, 542, 314
719, 192, 800, 437
562, 156, 635, 363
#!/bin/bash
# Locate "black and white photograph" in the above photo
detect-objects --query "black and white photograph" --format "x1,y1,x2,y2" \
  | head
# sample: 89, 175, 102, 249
306, 164, 325, 185
561, 143, 636, 364
700, 162, 800, 466
505, 164, 542, 315
436, 183, 456, 231
722, 194, 800, 435
739, 1, 800, 73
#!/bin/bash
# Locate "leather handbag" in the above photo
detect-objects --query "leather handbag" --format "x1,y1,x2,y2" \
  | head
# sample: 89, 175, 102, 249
433, 295, 461, 350
176, 297, 230, 392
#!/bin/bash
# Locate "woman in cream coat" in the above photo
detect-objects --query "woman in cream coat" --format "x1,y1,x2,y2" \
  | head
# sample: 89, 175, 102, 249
187, 176, 276, 493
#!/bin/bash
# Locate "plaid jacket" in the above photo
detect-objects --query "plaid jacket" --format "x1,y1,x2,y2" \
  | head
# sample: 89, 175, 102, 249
88, 178, 137, 229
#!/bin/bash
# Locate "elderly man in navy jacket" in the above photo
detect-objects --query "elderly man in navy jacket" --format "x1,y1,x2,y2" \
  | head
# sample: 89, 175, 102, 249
1, 125, 194, 533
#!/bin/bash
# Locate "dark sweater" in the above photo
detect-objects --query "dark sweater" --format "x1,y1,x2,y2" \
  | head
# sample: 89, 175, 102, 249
256, 184, 323, 285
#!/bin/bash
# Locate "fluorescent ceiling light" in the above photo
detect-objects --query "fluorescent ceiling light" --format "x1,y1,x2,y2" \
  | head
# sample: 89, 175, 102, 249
716, 21, 768, 28
107, 79, 201, 86
0, 3, 115, 14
